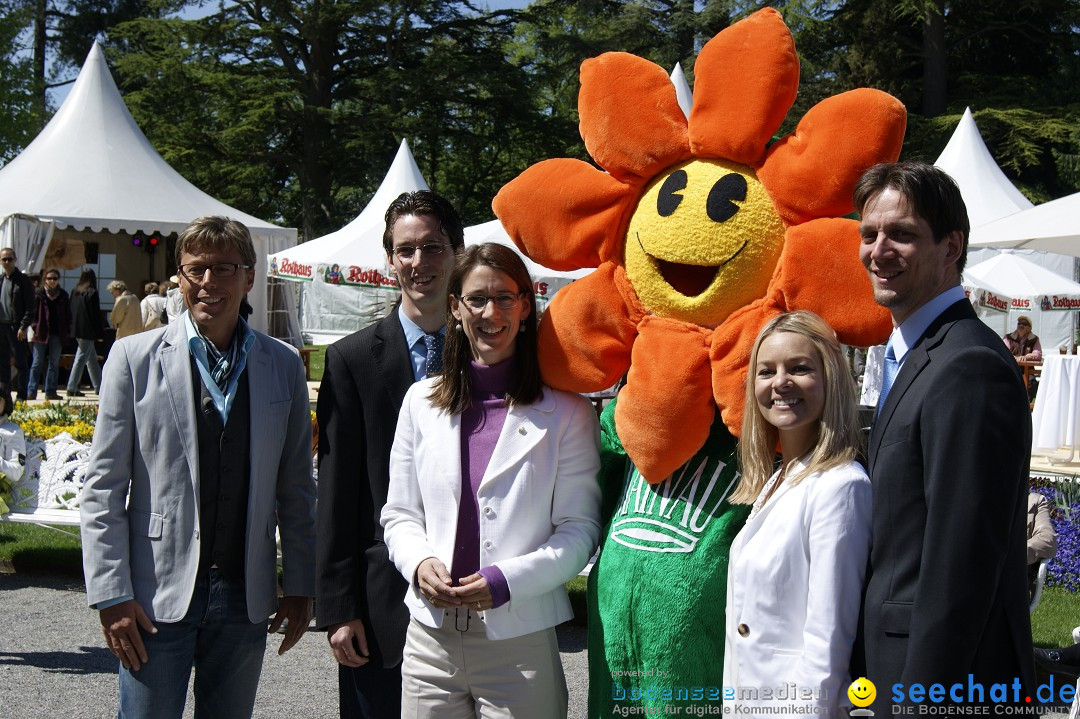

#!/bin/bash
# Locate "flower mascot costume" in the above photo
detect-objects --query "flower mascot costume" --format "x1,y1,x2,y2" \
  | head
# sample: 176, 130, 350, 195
494, 8, 905, 715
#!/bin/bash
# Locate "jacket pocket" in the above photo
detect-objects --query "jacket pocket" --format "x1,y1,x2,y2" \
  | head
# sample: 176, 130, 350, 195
881, 600, 912, 637
130, 510, 163, 539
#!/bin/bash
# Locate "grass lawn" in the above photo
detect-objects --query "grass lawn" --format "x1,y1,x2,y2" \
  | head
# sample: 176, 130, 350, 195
306, 344, 326, 382
1032, 585, 1080, 648
0, 521, 82, 575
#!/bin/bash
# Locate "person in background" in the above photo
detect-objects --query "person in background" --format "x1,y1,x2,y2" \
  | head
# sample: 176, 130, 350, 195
1003, 315, 1042, 362
316, 190, 464, 719
66, 268, 105, 398
141, 281, 165, 331
164, 274, 185, 324
1027, 491, 1057, 598
26, 268, 70, 401
1004, 315, 1043, 399
80, 216, 316, 718
724, 311, 870, 716
0, 248, 35, 401
108, 280, 141, 339
381, 243, 601, 718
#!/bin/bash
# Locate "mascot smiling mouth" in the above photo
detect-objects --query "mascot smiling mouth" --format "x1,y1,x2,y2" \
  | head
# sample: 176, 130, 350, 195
637, 233, 748, 298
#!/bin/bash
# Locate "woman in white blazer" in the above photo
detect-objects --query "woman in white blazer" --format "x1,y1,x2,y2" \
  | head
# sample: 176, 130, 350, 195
381, 243, 602, 719
724, 311, 871, 717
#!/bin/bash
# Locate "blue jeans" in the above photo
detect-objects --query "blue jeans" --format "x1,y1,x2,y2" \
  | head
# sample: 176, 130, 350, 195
66, 337, 101, 392
117, 570, 268, 719
27, 335, 61, 397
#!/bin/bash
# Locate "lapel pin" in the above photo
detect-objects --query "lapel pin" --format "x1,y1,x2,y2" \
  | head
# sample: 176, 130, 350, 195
518, 426, 527, 436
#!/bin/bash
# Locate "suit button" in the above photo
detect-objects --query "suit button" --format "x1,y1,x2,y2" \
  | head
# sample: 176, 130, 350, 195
738, 623, 750, 637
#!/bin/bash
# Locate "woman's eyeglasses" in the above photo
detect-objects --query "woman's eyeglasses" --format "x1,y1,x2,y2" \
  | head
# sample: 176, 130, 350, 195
458, 292, 525, 311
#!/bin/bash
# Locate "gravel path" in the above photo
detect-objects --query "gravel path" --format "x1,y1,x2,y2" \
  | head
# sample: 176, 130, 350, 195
0, 571, 588, 718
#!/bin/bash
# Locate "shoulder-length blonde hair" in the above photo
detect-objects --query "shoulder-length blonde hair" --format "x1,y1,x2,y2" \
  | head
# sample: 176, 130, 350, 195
732, 311, 862, 505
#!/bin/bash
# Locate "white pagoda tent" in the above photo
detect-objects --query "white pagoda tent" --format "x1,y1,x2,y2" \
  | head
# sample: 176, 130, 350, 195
935, 107, 1074, 351
0, 43, 299, 340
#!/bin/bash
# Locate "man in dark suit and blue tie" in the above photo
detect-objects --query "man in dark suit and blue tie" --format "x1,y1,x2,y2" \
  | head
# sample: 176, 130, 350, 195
855, 163, 1036, 709
315, 190, 464, 718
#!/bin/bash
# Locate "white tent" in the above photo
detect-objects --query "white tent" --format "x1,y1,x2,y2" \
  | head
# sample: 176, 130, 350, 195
279, 140, 596, 344
670, 63, 693, 120
964, 254, 1080, 311
0, 43, 300, 339
970, 191, 1080, 255
933, 108, 1075, 350
935, 107, 1033, 228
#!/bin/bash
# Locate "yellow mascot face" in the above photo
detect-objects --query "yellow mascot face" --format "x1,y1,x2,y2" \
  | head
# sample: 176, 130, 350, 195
624, 158, 785, 328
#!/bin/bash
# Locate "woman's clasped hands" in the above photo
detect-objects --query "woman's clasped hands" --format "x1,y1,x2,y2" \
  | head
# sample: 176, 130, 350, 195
416, 557, 493, 612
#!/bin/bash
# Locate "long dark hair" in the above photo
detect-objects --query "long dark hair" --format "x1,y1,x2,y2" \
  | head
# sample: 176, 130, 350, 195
73, 268, 97, 297
429, 243, 542, 415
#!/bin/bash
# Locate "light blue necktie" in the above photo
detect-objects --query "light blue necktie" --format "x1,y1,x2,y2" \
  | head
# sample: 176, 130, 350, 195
876, 341, 899, 418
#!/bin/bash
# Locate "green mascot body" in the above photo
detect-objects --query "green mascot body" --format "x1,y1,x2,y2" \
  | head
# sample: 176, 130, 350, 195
591, 399, 749, 715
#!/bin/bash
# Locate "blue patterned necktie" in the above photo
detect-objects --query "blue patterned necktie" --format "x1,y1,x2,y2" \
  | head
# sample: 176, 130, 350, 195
876, 341, 899, 418
423, 332, 444, 376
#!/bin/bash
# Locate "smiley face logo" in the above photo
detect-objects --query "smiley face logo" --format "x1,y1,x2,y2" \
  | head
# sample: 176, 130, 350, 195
848, 677, 876, 708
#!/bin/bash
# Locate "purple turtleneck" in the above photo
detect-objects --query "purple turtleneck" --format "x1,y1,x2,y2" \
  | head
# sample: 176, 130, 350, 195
449, 357, 514, 608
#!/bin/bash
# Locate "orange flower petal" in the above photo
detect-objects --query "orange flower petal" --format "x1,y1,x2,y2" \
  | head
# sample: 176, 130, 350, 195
710, 302, 782, 437
770, 219, 893, 346
759, 89, 906, 226
688, 8, 799, 165
494, 158, 635, 269
578, 52, 691, 183
616, 316, 715, 483
538, 264, 637, 393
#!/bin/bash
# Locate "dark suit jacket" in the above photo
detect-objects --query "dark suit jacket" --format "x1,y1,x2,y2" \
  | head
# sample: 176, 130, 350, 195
315, 311, 414, 668
860, 298, 1036, 708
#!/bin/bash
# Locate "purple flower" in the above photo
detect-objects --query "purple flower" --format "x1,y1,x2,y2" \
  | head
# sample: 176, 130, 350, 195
1032, 478, 1080, 592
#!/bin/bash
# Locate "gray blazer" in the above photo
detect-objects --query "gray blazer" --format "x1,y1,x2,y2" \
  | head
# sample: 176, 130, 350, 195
80, 318, 316, 623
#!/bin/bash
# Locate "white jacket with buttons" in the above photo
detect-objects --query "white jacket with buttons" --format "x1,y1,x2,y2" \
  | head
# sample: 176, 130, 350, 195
723, 459, 871, 716
381, 378, 602, 640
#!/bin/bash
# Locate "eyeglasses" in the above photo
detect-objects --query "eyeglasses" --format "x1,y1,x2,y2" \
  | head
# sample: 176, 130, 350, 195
458, 292, 525, 311
0, 257, 14, 263
44, 276, 59, 281
178, 263, 252, 280
390, 243, 447, 261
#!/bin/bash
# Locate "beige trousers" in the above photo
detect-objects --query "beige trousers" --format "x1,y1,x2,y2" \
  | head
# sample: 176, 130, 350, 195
400, 610, 568, 719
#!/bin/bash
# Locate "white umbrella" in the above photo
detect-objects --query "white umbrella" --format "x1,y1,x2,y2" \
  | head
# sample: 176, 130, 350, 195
964, 253, 1080, 313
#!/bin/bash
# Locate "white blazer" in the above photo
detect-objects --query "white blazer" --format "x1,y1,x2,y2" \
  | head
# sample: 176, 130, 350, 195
381, 378, 601, 640
723, 459, 871, 717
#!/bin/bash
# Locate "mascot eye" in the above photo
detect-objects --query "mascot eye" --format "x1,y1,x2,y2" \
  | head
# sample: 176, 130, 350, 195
706, 173, 748, 223
656, 170, 688, 217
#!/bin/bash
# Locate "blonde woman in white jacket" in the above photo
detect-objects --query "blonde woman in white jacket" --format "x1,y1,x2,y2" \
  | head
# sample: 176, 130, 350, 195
381, 243, 601, 719
724, 311, 871, 717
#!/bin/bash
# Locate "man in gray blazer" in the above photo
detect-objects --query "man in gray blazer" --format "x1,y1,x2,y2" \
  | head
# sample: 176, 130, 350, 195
316, 191, 463, 718
80, 216, 316, 719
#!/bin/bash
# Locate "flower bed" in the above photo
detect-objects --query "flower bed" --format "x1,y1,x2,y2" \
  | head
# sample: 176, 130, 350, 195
1031, 476, 1080, 592
10, 401, 97, 443
0, 402, 96, 515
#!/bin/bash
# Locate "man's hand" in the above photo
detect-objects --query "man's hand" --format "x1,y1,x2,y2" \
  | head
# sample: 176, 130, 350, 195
416, 557, 460, 609
99, 600, 156, 671
327, 619, 370, 668
268, 595, 312, 655
16, 327, 25, 342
